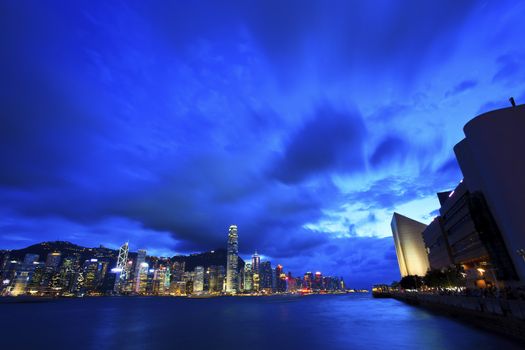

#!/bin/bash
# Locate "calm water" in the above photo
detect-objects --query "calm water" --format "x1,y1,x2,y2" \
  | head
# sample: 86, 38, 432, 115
0, 293, 522, 350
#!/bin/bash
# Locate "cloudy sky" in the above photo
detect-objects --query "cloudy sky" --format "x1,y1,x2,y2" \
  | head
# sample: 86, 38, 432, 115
1, 1, 525, 288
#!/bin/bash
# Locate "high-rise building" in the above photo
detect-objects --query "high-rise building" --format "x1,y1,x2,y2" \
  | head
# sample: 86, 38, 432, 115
275, 265, 286, 292
391, 213, 430, 277
45, 252, 61, 271
193, 266, 204, 293
112, 242, 129, 293
259, 261, 272, 292
134, 249, 147, 293
11, 254, 39, 296
243, 263, 253, 292
226, 225, 239, 293
251, 251, 260, 274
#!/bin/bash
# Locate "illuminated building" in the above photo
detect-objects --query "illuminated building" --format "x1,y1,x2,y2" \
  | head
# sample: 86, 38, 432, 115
153, 266, 170, 295
171, 261, 185, 282
226, 225, 239, 293
453, 104, 525, 285
259, 261, 272, 292
134, 249, 147, 293
193, 266, 204, 293
312, 271, 323, 291
45, 252, 61, 271
82, 259, 104, 293
112, 242, 129, 293
286, 272, 296, 292
304, 272, 313, 290
391, 213, 430, 277
135, 262, 149, 294
243, 263, 253, 292
275, 265, 286, 292
11, 254, 39, 296
251, 251, 260, 274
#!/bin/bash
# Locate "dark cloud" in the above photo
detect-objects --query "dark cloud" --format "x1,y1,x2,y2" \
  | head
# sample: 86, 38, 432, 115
370, 136, 409, 168
271, 106, 366, 184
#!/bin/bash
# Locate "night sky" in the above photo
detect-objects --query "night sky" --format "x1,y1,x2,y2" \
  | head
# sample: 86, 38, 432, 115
1, 1, 525, 288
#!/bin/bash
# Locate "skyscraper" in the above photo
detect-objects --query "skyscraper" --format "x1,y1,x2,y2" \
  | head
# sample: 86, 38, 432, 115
391, 213, 430, 277
134, 249, 147, 293
226, 225, 239, 293
243, 263, 253, 292
251, 251, 260, 274
193, 266, 204, 293
259, 261, 272, 292
112, 241, 129, 293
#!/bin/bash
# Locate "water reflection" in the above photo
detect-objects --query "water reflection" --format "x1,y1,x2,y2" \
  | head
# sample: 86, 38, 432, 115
0, 294, 522, 350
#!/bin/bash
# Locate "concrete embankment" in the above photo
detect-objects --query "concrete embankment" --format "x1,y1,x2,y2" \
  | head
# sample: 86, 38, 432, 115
390, 292, 525, 341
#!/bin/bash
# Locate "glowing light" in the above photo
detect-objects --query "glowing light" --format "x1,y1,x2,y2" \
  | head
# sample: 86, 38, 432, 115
448, 190, 455, 198
140, 262, 149, 267
90, 259, 98, 262
111, 268, 123, 273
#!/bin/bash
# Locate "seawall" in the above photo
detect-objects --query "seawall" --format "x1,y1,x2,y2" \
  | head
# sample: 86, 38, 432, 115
390, 292, 525, 342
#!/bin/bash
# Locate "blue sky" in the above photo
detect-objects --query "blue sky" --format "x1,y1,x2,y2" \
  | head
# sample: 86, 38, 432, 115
1, 1, 525, 288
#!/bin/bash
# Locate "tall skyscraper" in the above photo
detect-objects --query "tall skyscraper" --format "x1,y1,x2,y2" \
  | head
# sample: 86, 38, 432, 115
226, 225, 239, 293
251, 251, 260, 274
112, 242, 129, 293
193, 266, 204, 293
259, 261, 272, 292
243, 263, 253, 292
391, 212, 430, 277
134, 249, 147, 293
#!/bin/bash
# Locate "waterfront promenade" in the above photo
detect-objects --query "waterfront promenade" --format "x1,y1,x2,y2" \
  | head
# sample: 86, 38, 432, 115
385, 290, 525, 341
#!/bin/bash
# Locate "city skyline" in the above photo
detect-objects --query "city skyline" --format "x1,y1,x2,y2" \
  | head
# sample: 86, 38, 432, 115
0, 225, 349, 296
1, 1, 525, 289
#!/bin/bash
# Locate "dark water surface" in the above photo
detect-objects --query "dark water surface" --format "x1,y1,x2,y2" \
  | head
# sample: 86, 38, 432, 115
0, 293, 522, 350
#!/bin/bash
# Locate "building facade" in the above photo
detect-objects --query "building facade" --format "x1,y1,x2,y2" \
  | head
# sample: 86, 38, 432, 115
226, 225, 239, 293
391, 213, 430, 277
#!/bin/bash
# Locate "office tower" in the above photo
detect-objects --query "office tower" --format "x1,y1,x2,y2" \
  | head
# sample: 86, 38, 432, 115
207, 266, 218, 292
45, 252, 61, 271
243, 263, 253, 292
217, 265, 226, 292
135, 262, 149, 294
82, 259, 104, 293
226, 225, 239, 293
11, 254, 39, 296
112, 242, 129, 293
313, 271, 323, 291
171, 261, 185, 282
286, 272, 295, 292
275, 265, 286, 292
259, 261, 272, 292
251, 251, 260, 274
153, 266, 169, 295
304, 272, 313, 290
453, 104, 525, 285
193, 266, 204, 293
134, 249, 147, 293
391, 213, 430, 277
